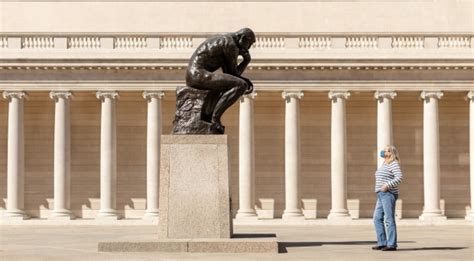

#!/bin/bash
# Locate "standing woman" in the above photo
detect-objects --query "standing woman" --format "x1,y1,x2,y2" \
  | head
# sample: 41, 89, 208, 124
372, 145, 403, 251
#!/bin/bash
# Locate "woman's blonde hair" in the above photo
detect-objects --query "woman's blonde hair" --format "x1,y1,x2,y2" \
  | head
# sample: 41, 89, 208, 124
385, 145, 401, 164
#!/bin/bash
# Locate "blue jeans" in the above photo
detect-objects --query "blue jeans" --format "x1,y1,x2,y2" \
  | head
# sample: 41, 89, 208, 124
373, 191, 398, 248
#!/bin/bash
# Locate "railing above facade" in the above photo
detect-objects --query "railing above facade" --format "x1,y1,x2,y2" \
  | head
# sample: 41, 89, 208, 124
0, 33, 472, 55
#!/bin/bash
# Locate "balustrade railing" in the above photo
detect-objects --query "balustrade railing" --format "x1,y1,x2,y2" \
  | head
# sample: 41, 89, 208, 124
0, 34, 470, 51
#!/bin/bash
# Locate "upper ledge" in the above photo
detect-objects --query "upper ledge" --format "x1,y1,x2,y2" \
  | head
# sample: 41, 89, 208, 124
1, 49, 473, 61
2, 80, 474, 92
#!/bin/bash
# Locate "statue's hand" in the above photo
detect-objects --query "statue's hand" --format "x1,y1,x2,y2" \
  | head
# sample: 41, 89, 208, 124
245, 85, 253, 95
240, 49, 251, 61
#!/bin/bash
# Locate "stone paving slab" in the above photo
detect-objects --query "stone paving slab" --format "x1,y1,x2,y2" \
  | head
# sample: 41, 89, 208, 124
98, 240, 189, 252
0, 225, 472, 260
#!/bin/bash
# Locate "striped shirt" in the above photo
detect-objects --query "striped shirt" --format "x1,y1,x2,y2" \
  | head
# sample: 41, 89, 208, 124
374, 161, 403, 194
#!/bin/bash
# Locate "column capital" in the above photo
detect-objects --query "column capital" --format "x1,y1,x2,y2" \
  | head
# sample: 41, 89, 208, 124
142, 91, 165, 101
96, 91, 119, 101
49, 91, 73, 102
282, 91, 304, 101
374, 91, 397, 101
466, 91, 474, 101
328, 91, 350, 101
420, 91, 443, 101
2, 91, 28, 101
241, 92, 257, 102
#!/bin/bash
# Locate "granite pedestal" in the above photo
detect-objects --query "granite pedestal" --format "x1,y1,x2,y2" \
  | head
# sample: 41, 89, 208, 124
158, 135, 233, 239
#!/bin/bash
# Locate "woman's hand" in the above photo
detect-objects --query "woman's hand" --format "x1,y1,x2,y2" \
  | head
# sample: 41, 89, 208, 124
381, 184, 389, 192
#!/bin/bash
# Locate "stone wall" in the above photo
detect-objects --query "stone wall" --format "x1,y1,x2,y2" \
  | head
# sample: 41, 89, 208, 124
1, 1, 471, 33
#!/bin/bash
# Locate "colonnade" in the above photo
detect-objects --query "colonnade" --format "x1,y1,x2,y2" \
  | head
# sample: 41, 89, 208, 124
1, 90, 165, 220
234, 90, 473, 221
1, 90, 473, 220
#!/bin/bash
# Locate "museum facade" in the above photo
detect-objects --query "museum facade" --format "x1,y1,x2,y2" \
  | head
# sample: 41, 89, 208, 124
0, 1, 473, 222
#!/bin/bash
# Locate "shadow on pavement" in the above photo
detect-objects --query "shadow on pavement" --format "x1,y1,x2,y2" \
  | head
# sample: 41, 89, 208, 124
397, 247, 468, 251
278, 241, 416, 253
232, 233, 277, 238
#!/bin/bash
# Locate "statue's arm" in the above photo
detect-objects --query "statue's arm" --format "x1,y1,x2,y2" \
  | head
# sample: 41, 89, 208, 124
222, 44, 253, 93
223, 51, 251, 77
222, 48, 240, 76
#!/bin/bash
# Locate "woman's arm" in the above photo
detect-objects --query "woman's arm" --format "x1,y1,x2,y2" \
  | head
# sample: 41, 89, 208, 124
386, 161, 403, 189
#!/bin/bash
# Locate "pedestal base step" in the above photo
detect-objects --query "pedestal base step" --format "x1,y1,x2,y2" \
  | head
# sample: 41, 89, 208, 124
98, 234, 278, 253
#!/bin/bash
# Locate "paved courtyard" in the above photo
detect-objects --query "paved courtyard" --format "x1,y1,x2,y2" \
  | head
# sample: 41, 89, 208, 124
1, 224, 472, 260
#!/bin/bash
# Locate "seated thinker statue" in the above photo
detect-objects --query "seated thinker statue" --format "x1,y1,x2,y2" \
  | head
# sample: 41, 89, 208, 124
185, 28, 256, 134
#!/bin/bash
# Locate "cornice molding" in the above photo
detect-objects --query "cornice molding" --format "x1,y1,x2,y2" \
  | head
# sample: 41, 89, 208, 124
1, 65, 473, 71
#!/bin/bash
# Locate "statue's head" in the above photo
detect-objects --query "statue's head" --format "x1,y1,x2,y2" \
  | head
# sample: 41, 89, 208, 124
235, 28, 256, 51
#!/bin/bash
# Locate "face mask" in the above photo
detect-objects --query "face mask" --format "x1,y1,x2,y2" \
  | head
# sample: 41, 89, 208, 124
380, 150, 385, 158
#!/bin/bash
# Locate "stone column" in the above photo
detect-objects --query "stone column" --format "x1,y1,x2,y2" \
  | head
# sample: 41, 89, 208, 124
419, 91, 446, 221
96, 91, 119, 219
236, 92, 258, 219
328, 91, 351, 220
49, 91, 74, 219
143, 91, 165, 219
374, 91, 397, 167
467, 91, 474, 220
2, 91, 29, 219
282, 91, 304, 220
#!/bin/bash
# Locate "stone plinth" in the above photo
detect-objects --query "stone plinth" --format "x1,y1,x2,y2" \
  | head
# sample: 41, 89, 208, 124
158, 135, 232, 239
98, 236, 278, 253
171, 87, 220, 135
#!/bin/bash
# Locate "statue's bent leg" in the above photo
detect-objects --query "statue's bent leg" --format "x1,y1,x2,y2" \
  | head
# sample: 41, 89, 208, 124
212, 84, 248, 133
201, 90, 221, 123
188, 72, 248, 133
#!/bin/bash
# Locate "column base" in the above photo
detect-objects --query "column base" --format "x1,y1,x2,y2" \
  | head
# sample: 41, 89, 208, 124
2, 210, 30, 220
282, 210, 304, 220
465, 211, 474, 221
49, 211, 75, 220
419, 211, 447, 221
235, 209, 258, 220
327, 209, 352, 220
97, 210, 120, 220
143, 210, 160, 220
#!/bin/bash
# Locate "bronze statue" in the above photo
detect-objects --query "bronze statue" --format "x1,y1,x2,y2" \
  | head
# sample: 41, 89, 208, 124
172, 28, 256, 134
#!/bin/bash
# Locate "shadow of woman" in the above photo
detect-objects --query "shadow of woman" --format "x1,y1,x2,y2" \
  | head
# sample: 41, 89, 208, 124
396, 247, 467, 251
278, 240, 417, 253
